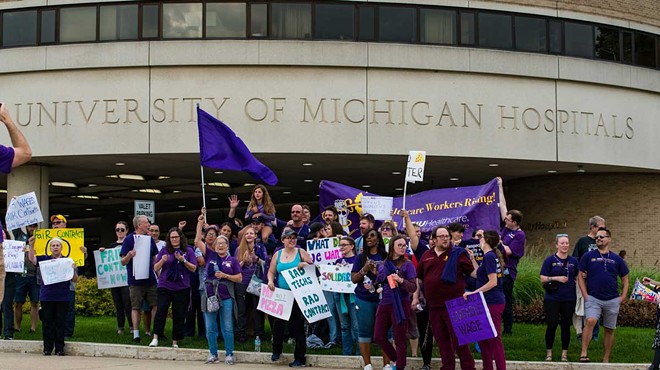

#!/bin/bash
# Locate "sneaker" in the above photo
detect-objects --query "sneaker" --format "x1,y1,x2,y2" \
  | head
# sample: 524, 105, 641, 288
4, 336, 13, 340
364, 365, 374, 370
43, 351, 52, 356
205, 355, 219, 364
225, 355, 234, 365
148, 338, 158, 347
133, 337, 141, 343
271, 353, 281, 362
56, 351, 66, 356
420, 365, 431, 370
288, 360, 306, 367
145, 331, 152, 337
172, 343, 179, 348
383, 363, 396, 370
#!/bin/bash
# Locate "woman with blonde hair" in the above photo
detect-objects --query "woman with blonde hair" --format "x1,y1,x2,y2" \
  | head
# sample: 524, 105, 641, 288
235, 226, 267, 342
244, 184, 276, 242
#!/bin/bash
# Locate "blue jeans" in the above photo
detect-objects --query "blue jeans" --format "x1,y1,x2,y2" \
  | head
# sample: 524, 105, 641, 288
323, 290, 339, 343
355, 296, 378, 343
334, 292, 359, 355
204, 299, 234, 357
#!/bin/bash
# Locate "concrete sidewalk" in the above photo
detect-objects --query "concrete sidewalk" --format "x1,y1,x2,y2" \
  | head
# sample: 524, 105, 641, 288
0, 340, 651, 370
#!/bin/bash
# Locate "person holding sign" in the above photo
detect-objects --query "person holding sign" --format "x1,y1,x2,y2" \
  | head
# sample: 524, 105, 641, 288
101, 221, 132, 335
334, 236, 359, 355
640, 277, 660, 370
235, 226, 267, 343
267, 228, 314, 368
12, 224, 39, 335
464, 231, 507, 370
28, 237, 78, 356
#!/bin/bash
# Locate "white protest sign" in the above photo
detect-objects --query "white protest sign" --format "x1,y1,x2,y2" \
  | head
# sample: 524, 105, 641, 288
40, 257, 74, 285
94, 247, 128, 289
257, 284, 295, 320
319, 264, 357, 293
133, 235, 152, 280
361, 196, 394, 220
306, 237, 342, 266
4, 192, 44, 231
405, 151, 426, 183
282, 264, 332, 323
134, 200, 155, 223
2, 240, 26, 273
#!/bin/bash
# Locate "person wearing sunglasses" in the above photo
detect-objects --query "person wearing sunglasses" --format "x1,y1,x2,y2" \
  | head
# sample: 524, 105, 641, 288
102, 221, 132, 335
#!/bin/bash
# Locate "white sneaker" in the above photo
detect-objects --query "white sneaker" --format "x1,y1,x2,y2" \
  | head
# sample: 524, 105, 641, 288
225, 355, 234, 365
172, 343, 179, 348
383, 363, 396, 370
364, 365, 373, 370
205, 355, 219, 364
148, 338, 158, 347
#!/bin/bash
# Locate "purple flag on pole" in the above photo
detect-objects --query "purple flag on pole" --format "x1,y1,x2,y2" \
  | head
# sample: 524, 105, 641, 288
445, 292, 497, 345
196, 107, 278, 185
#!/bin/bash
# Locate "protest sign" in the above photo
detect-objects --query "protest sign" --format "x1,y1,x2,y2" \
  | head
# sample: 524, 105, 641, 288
135, 200, 155, 223
2, 240, 26, 273
405, 151, 426, 183
40, 257, 75, 285
445, 292, 497, 346
34, 228, 86, 266
94, 247, 128, 289
282, 264, 332, 323
306, 237, 342, 266
630, 279, 659, 303
133, 235, 152, 280
319, 264, 356, 293
257, 284, 295, 320
5, 192, 44, 231
361, 196, 394, 221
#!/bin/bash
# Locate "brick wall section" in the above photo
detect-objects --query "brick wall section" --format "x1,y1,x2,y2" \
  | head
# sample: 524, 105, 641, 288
504, 173, 660, 268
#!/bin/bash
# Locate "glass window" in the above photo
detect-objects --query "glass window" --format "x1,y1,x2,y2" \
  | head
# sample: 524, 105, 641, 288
60, 7, 97, 43
142, 5, 159, 38
478, 12, 512, 49
163, 3, 202, 38
272, 3, 311, 39
515, 16, 546, 52
379, 6, 416, 43
420, 9, 456, 44
3, 10, 37, 47
564, 22, 593, 58
595, 26, 619, 61
41, 10, 56, 44
250, 4, 267, 37
460, 12, 475, 45
100, 5, 138, 41
358, 6, 375, 41
634, 32, 656, 68
206, 3, 246, 38
622, 32, 632, 63
315, 4, 354, 40
548, 20, 562, 53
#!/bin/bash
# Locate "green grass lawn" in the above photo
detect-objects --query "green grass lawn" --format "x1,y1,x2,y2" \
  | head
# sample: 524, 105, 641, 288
11, 314, 655, 364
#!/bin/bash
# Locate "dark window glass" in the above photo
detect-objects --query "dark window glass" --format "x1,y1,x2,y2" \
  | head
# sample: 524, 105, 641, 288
3, 10, 37, 47
163, 3, 202, 38
142, 5, 159, 38
478, 13, 512, 49
60, 7, 96, 43
622, 32, 632, 63
315, 4, 354, 40
100, 5, 138, 41
358, 6, 375, 41
272, 3, 311, 39
634, 32, 656, 68
250, 4, 267, 37
206, 3, 246, 38
595, 26, 619, 61
564, 22, 593, 58
515, 16, 545, 52
548, 20, 561, 53
420, 9, 456, 44
460, 12, 474, 45
379, 6, 416, 43
41, 10, 56, 44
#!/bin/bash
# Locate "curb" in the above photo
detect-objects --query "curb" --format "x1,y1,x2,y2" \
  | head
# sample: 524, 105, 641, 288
0, 340, 650, 370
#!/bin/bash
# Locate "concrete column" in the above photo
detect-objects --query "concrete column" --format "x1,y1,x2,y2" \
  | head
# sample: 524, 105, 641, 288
7, 165, 49, 229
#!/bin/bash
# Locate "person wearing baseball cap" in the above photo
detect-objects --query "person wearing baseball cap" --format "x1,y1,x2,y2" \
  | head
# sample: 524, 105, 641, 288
50, 215, 67, 227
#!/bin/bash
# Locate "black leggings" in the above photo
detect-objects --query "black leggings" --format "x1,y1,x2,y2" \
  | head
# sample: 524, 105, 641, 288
544, 299, 575, 350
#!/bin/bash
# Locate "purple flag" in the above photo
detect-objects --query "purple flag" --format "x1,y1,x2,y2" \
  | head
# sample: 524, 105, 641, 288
196, 107, 278, 185
445, 292, 497, 345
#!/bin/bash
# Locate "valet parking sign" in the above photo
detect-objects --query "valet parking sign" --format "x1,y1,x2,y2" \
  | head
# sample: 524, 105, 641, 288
282, 264, 332, 323
134, 200, 155, 223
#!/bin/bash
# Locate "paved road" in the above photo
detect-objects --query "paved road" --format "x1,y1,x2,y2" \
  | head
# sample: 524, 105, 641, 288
0, 352, 349, 370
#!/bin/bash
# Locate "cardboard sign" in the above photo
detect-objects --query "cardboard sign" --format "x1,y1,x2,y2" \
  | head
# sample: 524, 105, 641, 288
40, 257, 75, 285
94, 247, 128, 289
405, 150, 426, 183
361, 196, 394, 221
134, 200, 155, 223
5, 192, 44, 231
132, 235, 152, 280
34, 228, 85, 266
282, 264, 332, 323
2, 240, 26, 273
257, 284, 295, 320
306, 237, 342, 266
319, 264, 357, 293
630, 279, 659, 303
445, 292, 497, 345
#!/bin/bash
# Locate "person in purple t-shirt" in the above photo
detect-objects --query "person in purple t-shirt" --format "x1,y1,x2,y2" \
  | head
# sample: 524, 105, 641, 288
497, 177, 526, 335
234, 226, 267, 343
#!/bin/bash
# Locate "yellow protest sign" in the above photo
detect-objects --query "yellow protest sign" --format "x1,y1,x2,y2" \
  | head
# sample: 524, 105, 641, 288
34, 228, 85, 266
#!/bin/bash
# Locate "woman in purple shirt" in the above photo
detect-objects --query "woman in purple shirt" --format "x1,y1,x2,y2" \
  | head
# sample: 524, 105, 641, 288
335, 236, 359, 355
149, 228, 197, 348
235, 226, 267, 343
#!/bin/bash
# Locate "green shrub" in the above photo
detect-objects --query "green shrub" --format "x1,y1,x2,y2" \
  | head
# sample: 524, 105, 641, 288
75, 276, 115, 316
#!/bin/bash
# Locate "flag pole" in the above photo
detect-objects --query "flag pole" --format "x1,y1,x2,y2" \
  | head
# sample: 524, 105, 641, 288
403, 180, 408, 210
197, 103, 207, 224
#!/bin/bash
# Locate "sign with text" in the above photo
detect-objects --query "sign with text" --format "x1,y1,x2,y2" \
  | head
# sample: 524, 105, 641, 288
257, 284, 295, 320
319, 264, 356, 293
306, 237, 341, 266
5, 192, 43, 231
282, 264, 332, 323
406, 151, 426, 183
94, 247, 128, 289
132, 235, 152, 280
40, 257, 75, 285
134, 200, 155, 223
445, 292, 497, 345
34, 228, 85, 266
361, 196, 394, 221
2, 240, 26, 273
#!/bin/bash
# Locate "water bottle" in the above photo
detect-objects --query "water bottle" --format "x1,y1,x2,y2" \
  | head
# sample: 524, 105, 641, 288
363, 275, 375, 293
255, 336, 261, 352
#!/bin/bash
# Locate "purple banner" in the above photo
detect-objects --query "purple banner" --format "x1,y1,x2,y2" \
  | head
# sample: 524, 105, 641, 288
319, 178, 500, 238
445, 292, 497, 346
